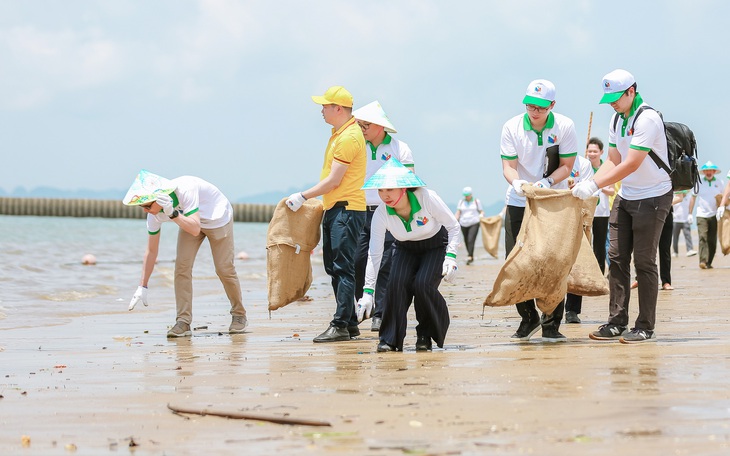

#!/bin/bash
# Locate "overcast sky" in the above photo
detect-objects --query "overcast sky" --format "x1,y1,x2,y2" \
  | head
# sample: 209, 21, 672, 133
1, 0, 726, 208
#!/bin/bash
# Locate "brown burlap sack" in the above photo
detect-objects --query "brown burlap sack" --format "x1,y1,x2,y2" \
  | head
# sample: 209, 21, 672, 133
566, 197, 609, 296
483, 186, 585, 314
266, 198, 324, 311
480, 215, 503, 258
719, 209, 730, 256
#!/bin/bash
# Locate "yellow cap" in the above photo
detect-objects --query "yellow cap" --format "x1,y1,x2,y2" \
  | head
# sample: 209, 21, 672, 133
311, 86, 353, 107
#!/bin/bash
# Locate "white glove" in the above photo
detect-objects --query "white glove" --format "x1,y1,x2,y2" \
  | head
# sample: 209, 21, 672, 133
533, 178, 551, 189
286, 192, 306, 212
356, 293, 374, 322
717, 206, 725, 221
128, 286, 148, 311
688, 214, 694, 225
441, 257, 458, 283
512, 179, 528, 196
155, 193, 175, 217
572, 180, 599, 200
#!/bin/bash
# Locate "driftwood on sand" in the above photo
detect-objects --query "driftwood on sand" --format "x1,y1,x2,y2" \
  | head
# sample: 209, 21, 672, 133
167, 403, 331, 427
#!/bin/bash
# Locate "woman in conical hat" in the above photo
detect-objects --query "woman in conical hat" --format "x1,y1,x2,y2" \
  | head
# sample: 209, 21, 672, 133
355, 159, 460, 352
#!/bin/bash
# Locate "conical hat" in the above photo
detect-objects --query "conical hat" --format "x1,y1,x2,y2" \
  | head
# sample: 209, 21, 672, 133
700, 161, 721, 174
362, 158, 426, 190
353, 101, 397, 133
122, 170, 176, 206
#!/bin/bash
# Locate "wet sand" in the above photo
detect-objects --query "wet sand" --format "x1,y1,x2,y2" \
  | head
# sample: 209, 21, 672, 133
1, 248, 729, 455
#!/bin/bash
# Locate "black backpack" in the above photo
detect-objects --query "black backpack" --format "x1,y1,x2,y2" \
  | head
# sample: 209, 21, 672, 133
612, 106, 700, 192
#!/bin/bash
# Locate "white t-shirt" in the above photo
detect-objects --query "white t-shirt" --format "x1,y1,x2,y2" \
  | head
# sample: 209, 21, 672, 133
365, 188, 460, 291
501, 111, 578, 207
692, 176, 725, 218
456, 198, 482, 227
364, 135, 414, 206
147, 176, 233, 234
672, 191, 691, 223
610, 101, 672, 200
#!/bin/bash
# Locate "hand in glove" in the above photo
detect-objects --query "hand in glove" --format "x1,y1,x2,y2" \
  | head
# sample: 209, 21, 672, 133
717, 206, 725, 221
572, 180, 599, 200
286, 192, 306, 212
512, 179, 528, 196
441, 257, 458, 283
128, 286, 148, 311
533, 178, 551, 189
155, 193, 175, 217
356, 293, 374, 322
688, 214, 694, 225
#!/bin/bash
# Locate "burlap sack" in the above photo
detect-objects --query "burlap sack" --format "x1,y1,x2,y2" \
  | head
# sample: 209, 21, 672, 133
266, 198, 324, 311
719, 209, 730, 256
480, 215, 502, 258
566, 197, 609, 296
483, 186, 585, 314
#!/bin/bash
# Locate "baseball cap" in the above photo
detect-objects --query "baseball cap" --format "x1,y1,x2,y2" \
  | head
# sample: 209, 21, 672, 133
353, 101, 397, 133
462, 186, 472, 196
362, 158, 426, 190
600, 69, 636, 104
311, 86, 353, 108
522, 79, 556, 108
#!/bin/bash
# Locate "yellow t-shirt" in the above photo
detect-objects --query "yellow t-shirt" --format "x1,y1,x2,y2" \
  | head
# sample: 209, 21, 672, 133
320, 117, 366, 210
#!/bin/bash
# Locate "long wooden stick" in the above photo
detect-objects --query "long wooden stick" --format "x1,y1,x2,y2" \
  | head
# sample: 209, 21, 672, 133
167, 403, 331, 427
586, 111, 594, 146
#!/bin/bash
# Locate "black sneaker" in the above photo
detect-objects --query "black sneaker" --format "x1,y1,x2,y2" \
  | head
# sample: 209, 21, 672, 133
377, 341, 396, 352
620, 328, 656, 344
542, 326, 567, 342
313, 325, 350, 343
348, 326, 361, 338
370, 317, 382, 332
589, 323, 627, 341
511, 317, 540, 341
415, 335, 432, 351
565, 311, 581, 324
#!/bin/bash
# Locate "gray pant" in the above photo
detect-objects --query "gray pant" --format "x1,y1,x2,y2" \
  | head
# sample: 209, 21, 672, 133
672, 222, 693, 254
607, 191, 672, 331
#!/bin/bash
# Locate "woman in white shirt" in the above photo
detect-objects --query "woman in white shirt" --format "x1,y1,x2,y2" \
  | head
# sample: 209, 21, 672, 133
356, 159, 460, 352
455, 187, 484, 265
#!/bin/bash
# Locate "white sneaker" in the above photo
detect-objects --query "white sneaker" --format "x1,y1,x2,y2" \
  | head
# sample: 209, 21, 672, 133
687, 250, 698, 257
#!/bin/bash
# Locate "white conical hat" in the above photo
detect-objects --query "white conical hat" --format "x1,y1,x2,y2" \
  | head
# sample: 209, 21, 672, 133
122, 170, 176, 206
353, 100, 397, 133
362, 158, 426, 189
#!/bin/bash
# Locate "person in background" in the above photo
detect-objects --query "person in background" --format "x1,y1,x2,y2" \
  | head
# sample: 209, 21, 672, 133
352, 101, 415, 332
454, 186, 484, 265
500, 79, 577, 342
716, 168, 730, 220
689, 161, 725, 269
123, 170, 247, 338
672, 191, 696, 257
355, 159, 460, 352
286, 86, 367, 343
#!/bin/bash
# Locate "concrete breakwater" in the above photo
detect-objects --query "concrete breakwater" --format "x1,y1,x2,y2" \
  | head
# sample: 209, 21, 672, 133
0, 197, 276, 223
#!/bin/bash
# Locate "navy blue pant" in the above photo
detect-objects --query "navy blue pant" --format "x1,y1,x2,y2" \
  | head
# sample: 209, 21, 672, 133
379, 227, 450, 350
322, 207, 366, 328
354, 209, 395, 319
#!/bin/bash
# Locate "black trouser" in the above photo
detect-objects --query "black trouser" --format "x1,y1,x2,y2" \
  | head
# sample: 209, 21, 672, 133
658, 209, 673, 285
460, 223, 479, 258
566, 215, 610, 314
379, 227, 450, 351
354, 209, 395, 319
505, 205, 563, 331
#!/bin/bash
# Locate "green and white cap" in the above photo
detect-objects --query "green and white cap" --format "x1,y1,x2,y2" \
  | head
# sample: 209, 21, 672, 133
353, 100, 397, 133
522, 79, 556, 108
362, 158, 426, 190
600, 69, 635, 104
122, 169, 175, 206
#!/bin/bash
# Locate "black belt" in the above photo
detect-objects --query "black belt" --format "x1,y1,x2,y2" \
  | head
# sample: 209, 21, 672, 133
366, 205, 380, 212
332, 201, 349, 208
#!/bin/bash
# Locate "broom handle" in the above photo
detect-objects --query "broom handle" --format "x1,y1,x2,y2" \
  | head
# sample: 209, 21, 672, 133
586, 112, 593, 148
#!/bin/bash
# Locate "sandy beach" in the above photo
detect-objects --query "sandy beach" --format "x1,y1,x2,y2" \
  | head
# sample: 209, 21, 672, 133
1, 245, 729, 455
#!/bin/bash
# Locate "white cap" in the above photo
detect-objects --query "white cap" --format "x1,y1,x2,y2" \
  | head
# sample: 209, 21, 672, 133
600, 69, 636, 104
462, 186, 472, 195
522, 79, 556, 107
353, 101, 397, 133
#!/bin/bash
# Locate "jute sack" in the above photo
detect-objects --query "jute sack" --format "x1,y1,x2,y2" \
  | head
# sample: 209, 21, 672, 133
480, 215, 502, 258
483, 186, 585, 314
719, 209, 730, 256
266, 198, 324, 311
567, 197, 609, 296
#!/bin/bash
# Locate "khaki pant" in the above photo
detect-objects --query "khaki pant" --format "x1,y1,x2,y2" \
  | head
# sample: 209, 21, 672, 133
174, 220, 245, 324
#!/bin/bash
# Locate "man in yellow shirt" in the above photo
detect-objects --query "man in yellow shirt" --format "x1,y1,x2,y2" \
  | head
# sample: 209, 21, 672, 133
286, 86, 367, 342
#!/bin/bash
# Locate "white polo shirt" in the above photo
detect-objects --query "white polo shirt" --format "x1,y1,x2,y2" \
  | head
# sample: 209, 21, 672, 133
501, 111, 578, 207
692, 176, 725, 218
364, 188, 460, 291
609, 97, 672, 200
147, 176, 233, 234
364, 134, 414, 206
